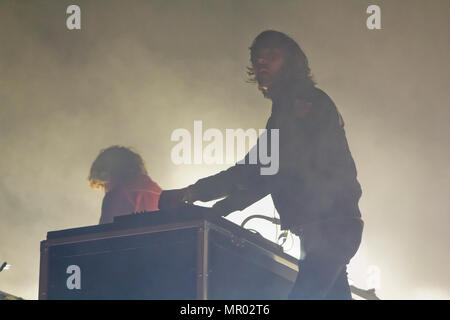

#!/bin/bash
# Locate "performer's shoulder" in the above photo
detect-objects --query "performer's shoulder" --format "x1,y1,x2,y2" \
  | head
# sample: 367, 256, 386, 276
310, 87, 337, 109
309, 87, 344, 127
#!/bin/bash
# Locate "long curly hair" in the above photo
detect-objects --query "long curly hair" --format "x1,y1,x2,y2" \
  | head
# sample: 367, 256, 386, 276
88, 145, 148, 191
247, 30, 316, 96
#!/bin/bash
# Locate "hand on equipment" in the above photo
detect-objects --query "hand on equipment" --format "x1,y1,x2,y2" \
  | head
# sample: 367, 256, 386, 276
158, 187, 194, 210
210, 198, 234, 218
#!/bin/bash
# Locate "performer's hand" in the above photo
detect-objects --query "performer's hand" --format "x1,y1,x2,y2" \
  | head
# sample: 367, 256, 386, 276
158, 188, 193, 210
210, 198, 234, 218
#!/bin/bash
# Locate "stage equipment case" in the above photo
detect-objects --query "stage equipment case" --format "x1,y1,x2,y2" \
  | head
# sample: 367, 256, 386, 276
39, 206, 299, 299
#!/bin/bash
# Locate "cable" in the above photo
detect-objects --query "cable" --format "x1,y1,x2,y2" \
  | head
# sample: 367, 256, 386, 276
274, 207, 279, 246
240, 214, 280, 229
239, 213, 297, 253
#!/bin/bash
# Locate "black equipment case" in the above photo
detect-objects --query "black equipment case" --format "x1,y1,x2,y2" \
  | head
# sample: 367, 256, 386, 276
39, 206, 299, 299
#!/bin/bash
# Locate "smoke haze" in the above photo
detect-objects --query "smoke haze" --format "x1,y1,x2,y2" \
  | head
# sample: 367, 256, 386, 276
0, 0, 449, 299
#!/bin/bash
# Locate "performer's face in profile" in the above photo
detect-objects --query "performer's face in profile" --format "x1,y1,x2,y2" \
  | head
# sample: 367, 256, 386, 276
251, 47, 285, 88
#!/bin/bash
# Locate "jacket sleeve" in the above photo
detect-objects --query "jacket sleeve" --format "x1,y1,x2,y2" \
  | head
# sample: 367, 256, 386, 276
211, 187, 270, 215
188, 132, 273, 204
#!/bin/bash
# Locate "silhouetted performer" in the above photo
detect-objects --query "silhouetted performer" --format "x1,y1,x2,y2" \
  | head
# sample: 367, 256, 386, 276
159, 30, 363, 299
89, 146, 162, 224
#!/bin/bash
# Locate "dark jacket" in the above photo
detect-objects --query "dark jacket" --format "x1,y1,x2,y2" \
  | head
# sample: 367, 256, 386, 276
189, 85, 362, 231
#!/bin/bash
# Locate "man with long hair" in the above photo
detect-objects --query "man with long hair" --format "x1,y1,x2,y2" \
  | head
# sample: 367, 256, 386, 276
89, 146, 162, 224
159, 30, 363, 299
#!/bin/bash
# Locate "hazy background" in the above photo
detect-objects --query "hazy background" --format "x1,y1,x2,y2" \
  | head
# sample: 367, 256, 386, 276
1, 0, 449, 299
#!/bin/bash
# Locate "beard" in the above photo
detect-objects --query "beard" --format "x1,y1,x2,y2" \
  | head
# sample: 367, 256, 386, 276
257, 67, 290, 99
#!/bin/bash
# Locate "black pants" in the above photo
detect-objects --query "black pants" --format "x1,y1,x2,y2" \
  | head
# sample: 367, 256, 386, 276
288, 218, 363, 300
